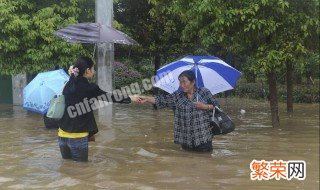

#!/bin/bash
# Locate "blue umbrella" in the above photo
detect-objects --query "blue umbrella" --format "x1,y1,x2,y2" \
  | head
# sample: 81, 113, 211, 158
154, 55, 241, 95
23, 69, 69, 114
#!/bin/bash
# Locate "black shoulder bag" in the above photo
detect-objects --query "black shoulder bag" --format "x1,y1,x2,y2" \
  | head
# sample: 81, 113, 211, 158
210, 106, 235, 135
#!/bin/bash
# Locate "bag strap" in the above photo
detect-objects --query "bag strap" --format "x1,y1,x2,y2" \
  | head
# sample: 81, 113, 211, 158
212, 105, 222, 115
212, 106, 224, 123
212, 106, 218, 123
215, 106, 222, 112
59, 81, 67, 95
212, 106, 216, 116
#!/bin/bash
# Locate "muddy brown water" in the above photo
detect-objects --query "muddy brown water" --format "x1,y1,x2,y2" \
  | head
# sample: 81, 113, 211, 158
0, 98, 318, 190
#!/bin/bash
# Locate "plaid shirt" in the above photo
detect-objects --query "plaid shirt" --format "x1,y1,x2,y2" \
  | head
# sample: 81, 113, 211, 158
155, 87, 218, 147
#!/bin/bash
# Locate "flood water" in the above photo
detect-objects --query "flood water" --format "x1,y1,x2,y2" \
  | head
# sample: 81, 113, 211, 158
0, 98, 319, 190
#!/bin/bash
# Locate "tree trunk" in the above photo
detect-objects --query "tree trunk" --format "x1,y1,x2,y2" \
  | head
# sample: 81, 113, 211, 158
286, 62, 293, 113
267, 70, 280, 128
294, 74, 302, 85
306, 72, 314, 86
153, 54, 161, 94
153, 54, 161, 109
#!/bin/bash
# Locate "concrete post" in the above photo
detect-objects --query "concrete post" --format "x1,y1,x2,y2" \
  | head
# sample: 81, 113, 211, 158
12, 74, 27, 106
96, 0, 114, 92
95, 0, 114, 122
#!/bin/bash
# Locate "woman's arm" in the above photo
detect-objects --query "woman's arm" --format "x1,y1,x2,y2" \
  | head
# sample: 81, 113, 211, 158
194, 102, 215, 110
90, 84, 140, 104
139, 93, 176, 109
194, 88, 219, 110
206, 91, 220, 110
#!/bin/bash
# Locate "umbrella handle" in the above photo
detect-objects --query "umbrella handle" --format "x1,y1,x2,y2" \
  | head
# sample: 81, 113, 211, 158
195, 64, 198, 102
92, 44, 96, 59
59, 83, 67, 95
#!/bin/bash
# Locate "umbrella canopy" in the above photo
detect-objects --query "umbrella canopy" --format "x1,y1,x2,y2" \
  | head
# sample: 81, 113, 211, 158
53, 22, 139, 45
23, 69, 69, 114
154, 55, 241, 95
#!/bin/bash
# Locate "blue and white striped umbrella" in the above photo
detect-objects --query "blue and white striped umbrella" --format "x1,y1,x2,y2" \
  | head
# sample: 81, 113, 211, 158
23, 69, 69, 114
154, 55, 241, 95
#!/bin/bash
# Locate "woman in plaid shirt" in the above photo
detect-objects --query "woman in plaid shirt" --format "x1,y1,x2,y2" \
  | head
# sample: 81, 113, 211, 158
138, 70, 219, 152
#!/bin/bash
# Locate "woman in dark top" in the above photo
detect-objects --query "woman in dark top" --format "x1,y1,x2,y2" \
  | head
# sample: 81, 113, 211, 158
138, 70, 219, 152
58, 56, 136, 162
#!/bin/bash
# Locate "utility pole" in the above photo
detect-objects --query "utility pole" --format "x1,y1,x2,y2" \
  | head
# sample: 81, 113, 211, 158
95, 0, 114, 92
95, 0, 114, 121
12, 74, 26, 106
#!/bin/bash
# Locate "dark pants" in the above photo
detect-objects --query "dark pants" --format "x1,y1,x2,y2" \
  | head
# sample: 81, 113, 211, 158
181, 140, 213, 152
58, 137, 88, 162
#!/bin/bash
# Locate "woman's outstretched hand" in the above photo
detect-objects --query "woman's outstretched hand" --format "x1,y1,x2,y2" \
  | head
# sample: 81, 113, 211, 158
129, 95, 155, 104
129, 95, 142, 103
137, 96, 148, 103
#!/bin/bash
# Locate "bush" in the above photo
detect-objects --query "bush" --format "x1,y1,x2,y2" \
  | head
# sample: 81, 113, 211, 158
278, 83, 320, 103
138, 64, 154, 79
234, 82, 268, 99
113, 61, 142, 89
235, 80, 319, 103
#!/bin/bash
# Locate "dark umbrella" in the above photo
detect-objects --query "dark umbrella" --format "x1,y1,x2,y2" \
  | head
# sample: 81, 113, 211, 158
53, 22, 139, 45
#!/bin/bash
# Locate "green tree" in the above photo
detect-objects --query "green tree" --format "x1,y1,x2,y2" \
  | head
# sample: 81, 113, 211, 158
278, 0, 319, 112
114, 0, 190, 74
0, 0, 91, 75
160, 0, 319, 127
114, 0, 196, 102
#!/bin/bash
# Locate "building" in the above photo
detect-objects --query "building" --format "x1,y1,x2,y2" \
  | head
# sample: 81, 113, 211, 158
0, 75, 12, 104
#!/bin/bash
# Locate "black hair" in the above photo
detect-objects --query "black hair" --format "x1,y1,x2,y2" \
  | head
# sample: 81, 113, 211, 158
178, 70, 196, 83
64, 56, 94, 94
73, 56, 94, 77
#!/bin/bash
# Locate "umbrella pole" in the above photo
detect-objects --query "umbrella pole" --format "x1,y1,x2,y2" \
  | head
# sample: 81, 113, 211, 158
92, 44, 96, 59
195, 64, 198, 102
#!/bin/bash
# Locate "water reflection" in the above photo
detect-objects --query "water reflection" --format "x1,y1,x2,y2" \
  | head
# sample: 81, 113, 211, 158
0, 98, 319, 190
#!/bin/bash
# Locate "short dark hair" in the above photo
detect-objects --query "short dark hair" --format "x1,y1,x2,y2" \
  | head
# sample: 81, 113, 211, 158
178, 70, 196, 82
